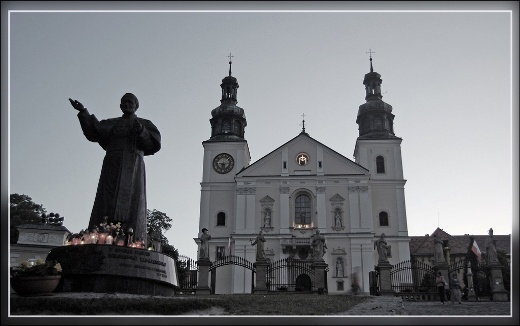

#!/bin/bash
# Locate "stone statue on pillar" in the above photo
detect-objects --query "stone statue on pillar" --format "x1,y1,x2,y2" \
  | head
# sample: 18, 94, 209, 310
433, 234, 446, 263
251, 230, 266, 261
486, 228, 498, 263
374, 233, 391, 263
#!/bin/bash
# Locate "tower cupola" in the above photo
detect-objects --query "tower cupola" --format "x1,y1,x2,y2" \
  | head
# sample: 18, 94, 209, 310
208, 54, 247, 142
356, 51, 397, 139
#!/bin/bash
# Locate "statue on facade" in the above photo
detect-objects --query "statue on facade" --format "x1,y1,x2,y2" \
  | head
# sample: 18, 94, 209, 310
311, 230, 327, 260
374, 233, 391, 263
198, 228, 211, 260
251, 230, 266, 261
69, 94, 161, 243
433, 234, 445, 263
334, 212, 342, 227
336, 259, 344, 277
263, 211, 271, 227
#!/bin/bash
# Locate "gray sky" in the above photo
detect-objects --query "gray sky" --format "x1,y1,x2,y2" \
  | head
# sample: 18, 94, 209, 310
6, 2, 517, 259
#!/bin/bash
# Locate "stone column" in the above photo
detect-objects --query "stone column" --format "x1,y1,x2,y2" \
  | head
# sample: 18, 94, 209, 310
312, 259, 328, 294
487, 261, 509, 301
465, 263, 477, 301
253, 260, 269, 294
195, 258, 211, 295
376, 261, 393, 296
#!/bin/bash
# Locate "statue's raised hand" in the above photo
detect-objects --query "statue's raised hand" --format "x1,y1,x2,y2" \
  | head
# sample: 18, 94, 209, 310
69, 98, 85, 112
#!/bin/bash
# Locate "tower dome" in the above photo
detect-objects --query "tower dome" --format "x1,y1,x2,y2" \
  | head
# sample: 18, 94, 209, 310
207, 54, 247, 142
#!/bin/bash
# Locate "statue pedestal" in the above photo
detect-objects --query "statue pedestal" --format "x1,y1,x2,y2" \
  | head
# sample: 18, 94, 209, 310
487, 261, 509, 302
195, 258, 211, 295
377, 261, 393, 296
312, 259, 328, 294
46, 244, 178, 296
253, 259, 269, 294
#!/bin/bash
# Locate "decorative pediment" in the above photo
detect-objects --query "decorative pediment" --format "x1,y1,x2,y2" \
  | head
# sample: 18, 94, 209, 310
330, 193, 345, 202
260, 195, 275, 203
331, 248, 347, 255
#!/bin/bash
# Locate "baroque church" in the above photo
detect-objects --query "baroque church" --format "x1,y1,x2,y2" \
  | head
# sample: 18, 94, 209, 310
195, 56, 411, 294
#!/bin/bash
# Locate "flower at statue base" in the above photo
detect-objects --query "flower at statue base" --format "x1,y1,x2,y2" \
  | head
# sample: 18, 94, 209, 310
10, 259, 62, 278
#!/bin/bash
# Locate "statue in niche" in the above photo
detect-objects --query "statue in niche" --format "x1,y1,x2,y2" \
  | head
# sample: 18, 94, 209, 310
334, 211, 342, 227
69, 94, 161, 243
263, 211, 271, 227
336, 258, 344, 277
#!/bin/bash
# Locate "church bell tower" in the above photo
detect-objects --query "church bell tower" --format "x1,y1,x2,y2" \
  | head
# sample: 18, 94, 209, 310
198, 55, 251, 257
353, 52, 409, 239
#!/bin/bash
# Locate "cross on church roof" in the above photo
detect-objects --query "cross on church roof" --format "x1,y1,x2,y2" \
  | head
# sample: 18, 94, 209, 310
301, 113, 306, 133
366, 49, 375, 72
228, 53, 234, 76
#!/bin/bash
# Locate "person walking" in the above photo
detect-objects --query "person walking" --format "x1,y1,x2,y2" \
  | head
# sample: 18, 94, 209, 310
436, 271, 447, 304
449, 273, 462, 304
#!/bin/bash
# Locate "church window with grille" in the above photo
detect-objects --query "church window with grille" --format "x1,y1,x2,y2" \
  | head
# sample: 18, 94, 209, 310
376, 156, 385, 174
295, 194, 312, 226
379, 211, 389, 226
217, 212, 226, 226
216, 246, 225, 259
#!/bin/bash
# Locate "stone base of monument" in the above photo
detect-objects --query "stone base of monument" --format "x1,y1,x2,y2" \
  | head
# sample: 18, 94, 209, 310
46, 244, 178, 297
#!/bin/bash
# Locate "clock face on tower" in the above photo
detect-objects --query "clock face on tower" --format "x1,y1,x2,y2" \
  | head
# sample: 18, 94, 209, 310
213, 153, 234, 174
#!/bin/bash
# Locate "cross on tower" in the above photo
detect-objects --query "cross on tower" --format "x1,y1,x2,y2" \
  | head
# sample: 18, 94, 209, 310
228, 53, 234, 76
366, 49, 375, 72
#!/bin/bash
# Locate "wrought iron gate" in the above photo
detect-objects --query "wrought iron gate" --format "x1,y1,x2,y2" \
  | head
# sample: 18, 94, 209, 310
390, 259, 437, 294
176, 255, 198, 293
267, 258, 315, 292
209, 255, 255, 294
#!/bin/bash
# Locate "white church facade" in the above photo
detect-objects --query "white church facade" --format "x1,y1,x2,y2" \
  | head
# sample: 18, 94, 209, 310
195, 56, 411, 294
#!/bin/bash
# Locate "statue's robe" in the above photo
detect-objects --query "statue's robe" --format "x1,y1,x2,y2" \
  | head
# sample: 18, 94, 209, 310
78, 110, 161, 243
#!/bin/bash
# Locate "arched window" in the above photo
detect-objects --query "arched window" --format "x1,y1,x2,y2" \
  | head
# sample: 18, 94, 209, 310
295, 194, 312, 226
376, 156, 385, 174
216, 212, 226, 226
379, 211, 389, 226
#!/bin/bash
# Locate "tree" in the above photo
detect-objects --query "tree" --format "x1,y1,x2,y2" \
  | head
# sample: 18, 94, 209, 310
10, 194, 47, 243
146, 209, 172, 244
146, 209, 181, 282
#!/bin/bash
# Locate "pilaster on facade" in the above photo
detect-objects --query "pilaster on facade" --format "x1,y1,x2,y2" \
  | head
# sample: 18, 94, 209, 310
348, 185, 370, 233
316, 186, 326, 231
279, 186, 290, 233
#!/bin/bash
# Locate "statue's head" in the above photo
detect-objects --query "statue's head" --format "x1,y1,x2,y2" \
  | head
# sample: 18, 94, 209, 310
120, 93, 139, 114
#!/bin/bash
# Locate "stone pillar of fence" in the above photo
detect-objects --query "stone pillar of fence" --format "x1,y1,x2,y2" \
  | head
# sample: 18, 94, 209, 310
487, 261, 509, 301
465, 263, 477, 301
195, 258, 211, 295
377, 261, 394, 296
253, 260, 269, 294
312, 260, 328, 294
